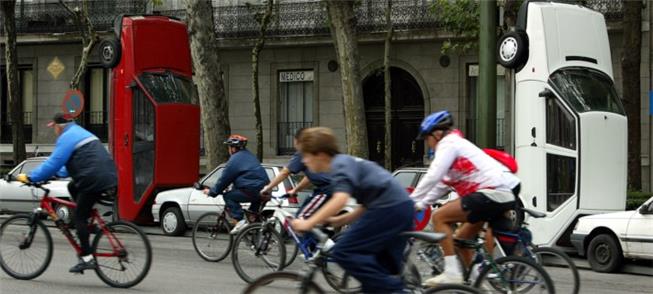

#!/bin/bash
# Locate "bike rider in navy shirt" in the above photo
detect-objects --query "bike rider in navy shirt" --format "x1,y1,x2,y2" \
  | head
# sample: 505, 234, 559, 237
203, 135, 270, 234
17, 113, 117, 273
291, 127, 414, 293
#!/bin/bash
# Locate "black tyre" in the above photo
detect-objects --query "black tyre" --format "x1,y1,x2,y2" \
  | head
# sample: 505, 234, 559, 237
424, 284, 482, 294
98, 38, 121, 68
243, 271, 325, 294
92, 221, 152, 288
322, 252, 361, 293
587, 233, 623, 273
283, 235, 299, 268
474, 256, 555, 294
160, 206, 186, 236
192, 212, 233, 262
0, 215, 53, 280
532, 246, 580, 294
232, 223, 286, 283
497, 30, 529, 69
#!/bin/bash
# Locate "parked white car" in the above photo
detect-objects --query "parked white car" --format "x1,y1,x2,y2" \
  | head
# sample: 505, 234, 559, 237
0, 157, 73, 221
571, 196, 653, 273
391, 167, 457, 206
153, 164, 319, 236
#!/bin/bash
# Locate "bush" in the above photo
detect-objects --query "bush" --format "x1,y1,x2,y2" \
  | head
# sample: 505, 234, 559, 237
626, 191, 652, 210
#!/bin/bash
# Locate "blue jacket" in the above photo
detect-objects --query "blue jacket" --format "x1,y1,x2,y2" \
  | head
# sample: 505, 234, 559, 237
209, 149, 269, 196
30, 123, 117, 194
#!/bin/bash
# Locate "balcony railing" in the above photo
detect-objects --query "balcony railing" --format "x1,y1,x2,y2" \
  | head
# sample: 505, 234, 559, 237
465, 118, 506, 150
2, 0, 147, 34
1, 112, 33, 144
278, 121, 313, 155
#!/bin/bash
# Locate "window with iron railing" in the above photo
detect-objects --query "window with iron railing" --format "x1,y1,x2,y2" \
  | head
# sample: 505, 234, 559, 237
278, 70, 314, 155
81, 67, 109, 142
466, 64, 506, 149
1, 68, 34, 144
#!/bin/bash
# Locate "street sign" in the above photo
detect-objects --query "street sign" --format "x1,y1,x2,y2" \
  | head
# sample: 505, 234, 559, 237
61, 89, 85, 119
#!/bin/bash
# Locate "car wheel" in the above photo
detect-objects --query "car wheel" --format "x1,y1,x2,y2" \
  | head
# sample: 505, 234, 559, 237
587, 233, 623, 273
497, 29, 529, 69
98, 38, 121, 68
161, 206, 186, 236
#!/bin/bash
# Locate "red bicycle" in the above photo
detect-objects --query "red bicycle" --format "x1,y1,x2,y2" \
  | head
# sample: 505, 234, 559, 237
0, 180, 152, 288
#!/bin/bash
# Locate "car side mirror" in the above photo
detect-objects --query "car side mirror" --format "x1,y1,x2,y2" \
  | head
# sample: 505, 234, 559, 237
192, 182, 203, 190
639, 203, 653, 215
4, 174, 13, 182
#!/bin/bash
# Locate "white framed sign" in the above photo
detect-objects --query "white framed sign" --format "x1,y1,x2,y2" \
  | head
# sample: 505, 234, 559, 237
279, 70, 314, 82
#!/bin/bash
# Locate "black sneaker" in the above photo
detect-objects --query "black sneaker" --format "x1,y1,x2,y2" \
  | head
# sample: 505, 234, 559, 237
69, 259, 97, 273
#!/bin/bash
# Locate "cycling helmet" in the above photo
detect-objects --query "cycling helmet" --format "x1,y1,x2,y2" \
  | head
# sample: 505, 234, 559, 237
417, 110, 453, 139
224, 134, 248, 149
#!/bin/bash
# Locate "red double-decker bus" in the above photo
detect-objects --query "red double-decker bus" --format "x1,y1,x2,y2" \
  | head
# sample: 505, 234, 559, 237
100, 15, 200, 224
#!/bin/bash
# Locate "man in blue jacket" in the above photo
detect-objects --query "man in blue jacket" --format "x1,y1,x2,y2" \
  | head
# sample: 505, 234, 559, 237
203, 135, 269, 234
17, 113, 117, 273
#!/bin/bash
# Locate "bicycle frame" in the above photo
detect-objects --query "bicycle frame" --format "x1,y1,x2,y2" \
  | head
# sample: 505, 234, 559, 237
27, 184, 125, 258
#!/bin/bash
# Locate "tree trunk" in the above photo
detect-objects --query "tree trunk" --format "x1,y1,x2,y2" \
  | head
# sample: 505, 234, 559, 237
383, 0, 393, 169
185, 0, 232, 169
1, 0, 27, 164
251, 0, 274, 162
59, 0, 97, 90
326, 0, 368, 158
622, 0, 642, 190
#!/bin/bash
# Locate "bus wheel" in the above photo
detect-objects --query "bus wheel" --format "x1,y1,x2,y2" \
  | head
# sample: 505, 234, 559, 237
98, 38, 121, 68
497, 30, 529, 69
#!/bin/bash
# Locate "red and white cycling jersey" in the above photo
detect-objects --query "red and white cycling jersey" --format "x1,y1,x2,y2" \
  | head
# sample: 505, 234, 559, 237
411, 130, 520, 207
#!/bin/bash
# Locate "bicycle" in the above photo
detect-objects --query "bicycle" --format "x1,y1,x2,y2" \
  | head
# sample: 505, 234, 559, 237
0, 181, 152, 288
243, 226, 481, 294
191, 184, 269, 262
232, 194, 357, 291
492, 206, 580, 294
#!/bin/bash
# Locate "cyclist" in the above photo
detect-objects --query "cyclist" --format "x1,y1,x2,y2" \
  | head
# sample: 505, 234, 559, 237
17, 113, 117, 273
261, 128, 332, 220
410, 110, 520, 286
291, 127, 414, 293
203, 135, 270, 234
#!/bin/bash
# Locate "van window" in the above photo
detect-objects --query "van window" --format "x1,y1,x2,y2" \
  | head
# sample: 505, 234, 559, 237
546, 97, 576, 150
139, 72, 196, 104
547, 154, 576, 212
549, 68, 625, 115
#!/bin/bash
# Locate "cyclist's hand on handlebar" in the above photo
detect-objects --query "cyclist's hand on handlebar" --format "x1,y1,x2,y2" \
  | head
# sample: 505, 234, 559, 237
16, 173, 30, 184
202, 188, 211, 196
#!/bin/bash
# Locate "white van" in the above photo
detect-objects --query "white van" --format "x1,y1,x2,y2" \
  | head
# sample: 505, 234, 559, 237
497, 0, 627, 247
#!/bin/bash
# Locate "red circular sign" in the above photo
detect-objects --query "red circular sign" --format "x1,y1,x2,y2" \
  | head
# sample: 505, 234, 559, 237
61, 89, 85, 119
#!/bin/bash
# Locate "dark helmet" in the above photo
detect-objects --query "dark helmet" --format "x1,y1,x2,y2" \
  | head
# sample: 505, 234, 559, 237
417, 110, 453, 139
224, 134, 248, 149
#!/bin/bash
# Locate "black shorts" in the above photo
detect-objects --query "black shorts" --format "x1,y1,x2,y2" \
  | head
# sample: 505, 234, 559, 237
460, 191, 516, 224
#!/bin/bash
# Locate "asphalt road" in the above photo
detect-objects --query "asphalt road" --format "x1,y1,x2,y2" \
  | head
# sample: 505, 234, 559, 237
0, 229, 651, 294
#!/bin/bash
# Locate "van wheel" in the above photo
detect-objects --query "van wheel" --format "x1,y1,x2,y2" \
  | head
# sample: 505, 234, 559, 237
98, 38, 121, 68
587, 234, 623, 273
161, 206, 187, 236
497, 30, 529, 69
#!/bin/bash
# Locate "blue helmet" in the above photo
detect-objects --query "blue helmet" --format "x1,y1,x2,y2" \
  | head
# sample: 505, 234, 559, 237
417, 111, 453, 139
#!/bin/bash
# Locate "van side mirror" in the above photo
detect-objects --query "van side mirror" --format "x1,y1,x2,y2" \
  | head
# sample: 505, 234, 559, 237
539, 88, 554, 98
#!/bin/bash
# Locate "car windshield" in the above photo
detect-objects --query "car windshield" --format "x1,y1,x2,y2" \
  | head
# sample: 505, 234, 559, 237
548, 68, 625, 115
139, 71, 196, 104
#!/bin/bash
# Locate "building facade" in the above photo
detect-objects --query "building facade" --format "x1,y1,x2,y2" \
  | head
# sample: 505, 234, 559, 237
2, 0, 653, 190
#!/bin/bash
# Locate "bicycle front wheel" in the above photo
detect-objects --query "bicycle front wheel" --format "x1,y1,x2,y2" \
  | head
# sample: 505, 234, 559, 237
92, 221, 152, 288
243, 271, 325, 294
531, 247, 579, 294
0, 214, 52, 280
474, 256, 555, 294
424, 284, 481, 294
232, 223, 286, 283
192, 212, 233, 262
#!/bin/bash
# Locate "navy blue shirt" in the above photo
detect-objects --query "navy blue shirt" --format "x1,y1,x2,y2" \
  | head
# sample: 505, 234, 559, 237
287, 152, 332, 195
330, 154, 410, 209
210, 149, 269, 196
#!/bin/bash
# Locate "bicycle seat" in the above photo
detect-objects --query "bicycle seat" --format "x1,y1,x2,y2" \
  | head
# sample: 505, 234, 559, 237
400, 231, 446, 243
519, 207, 546, 218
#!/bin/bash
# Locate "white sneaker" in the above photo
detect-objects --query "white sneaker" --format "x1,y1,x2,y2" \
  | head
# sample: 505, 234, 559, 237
230, 219, 247, 235
423, 272, 463, 288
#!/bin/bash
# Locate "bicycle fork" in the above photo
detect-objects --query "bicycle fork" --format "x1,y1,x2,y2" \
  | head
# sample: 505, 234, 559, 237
18, 213, 41, 250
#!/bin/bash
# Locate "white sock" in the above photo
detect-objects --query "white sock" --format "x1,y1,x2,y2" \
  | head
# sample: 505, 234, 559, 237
444, 255, 461, 276
82, 255, 93, 262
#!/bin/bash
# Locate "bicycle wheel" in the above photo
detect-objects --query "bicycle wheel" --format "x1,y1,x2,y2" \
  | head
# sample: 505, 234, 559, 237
322, 251, 362, 293
531, 247, 579, 294
243, 271, 325, 293
0, 215, 52, 280
412, 241, 445, 281
473, 256, 555, 294
192, 212, 232, 262
232, 223, 286, 283
283, 236, 299, 268
424, 284, 482, 293
92, 221, 152, 288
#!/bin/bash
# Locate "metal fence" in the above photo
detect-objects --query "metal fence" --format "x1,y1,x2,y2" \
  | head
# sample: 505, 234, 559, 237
2, 0, 147, 34
465, 118, 506, 150
277, 121, 312, 155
